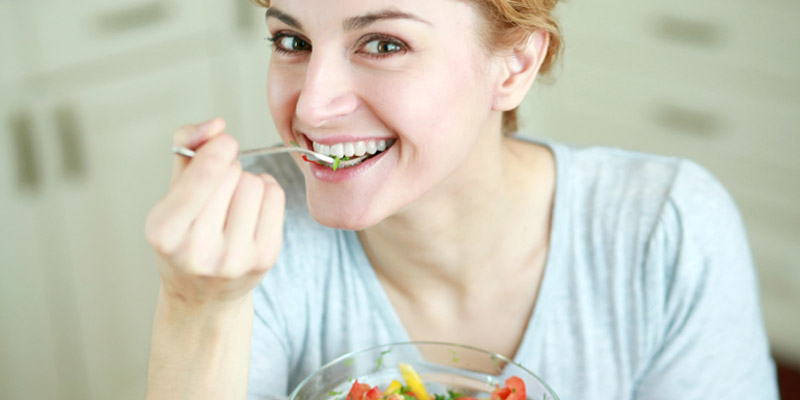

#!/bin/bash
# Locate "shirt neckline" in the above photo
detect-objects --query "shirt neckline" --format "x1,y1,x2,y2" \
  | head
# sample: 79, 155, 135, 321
345, 138, 571, 363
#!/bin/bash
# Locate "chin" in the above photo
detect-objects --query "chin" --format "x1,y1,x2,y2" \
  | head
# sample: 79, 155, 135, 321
305, 191, 388, 231
307, 202, 382, 231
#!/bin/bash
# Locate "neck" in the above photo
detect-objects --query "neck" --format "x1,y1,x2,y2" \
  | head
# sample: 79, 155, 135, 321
358, 127, 555, 298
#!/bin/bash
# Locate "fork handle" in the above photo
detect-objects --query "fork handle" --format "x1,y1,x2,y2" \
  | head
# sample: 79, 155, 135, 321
171, 145, 334, 163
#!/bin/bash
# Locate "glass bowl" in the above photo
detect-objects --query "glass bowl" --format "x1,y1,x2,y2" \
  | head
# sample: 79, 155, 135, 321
289, 342, 558, 400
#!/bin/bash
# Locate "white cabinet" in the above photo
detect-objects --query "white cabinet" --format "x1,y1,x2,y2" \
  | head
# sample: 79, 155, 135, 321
26, 0, 209, 75
0, 2, 29, 86
39, 58, 222, 400
0, 0, 274, 398
1, 56, 223, 400
0, 86, 64, 400
521, 0, 800, 364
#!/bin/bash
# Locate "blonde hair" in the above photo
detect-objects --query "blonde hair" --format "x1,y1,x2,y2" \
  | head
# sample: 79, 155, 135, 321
253, 0, 563, 135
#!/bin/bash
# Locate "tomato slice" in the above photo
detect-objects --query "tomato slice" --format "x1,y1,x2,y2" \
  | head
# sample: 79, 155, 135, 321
491, 387, 511, 400
504, 377, 526, 400
346, 380, 371, 400
365, 386, 384, 400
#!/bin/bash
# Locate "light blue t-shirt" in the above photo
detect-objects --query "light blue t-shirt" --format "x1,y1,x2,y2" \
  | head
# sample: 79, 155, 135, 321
244, 140, 778, 400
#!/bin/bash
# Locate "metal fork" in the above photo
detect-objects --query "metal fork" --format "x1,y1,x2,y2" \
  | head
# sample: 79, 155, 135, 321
171, 145, 335, 164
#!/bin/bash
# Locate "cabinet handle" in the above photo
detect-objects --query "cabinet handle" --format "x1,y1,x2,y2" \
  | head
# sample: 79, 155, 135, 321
93, 2, 168, 34
652, 103, 720, 136
652, 15, 723, 48
9, 111, 40, 192
53, 106, 86, 180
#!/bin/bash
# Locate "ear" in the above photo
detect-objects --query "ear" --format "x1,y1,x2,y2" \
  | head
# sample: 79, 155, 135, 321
492, 30, 550, 112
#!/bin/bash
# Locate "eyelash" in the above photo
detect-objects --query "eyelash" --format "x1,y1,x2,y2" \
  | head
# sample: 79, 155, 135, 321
266, 32, 409, 59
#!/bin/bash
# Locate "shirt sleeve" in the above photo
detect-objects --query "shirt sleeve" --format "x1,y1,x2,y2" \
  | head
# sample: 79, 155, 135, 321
634, 160, 779, 399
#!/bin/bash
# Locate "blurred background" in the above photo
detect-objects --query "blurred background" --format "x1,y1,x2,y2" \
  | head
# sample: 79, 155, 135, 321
0, 0, 797, 399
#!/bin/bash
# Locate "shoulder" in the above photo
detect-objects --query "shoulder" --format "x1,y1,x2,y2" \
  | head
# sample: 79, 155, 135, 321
560, 145, 738, 237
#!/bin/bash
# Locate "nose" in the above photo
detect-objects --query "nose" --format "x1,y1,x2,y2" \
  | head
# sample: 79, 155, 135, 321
295, 51, 359, 127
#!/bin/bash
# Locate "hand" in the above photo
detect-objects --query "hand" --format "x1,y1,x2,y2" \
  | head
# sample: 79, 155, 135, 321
144, 118, 285, 312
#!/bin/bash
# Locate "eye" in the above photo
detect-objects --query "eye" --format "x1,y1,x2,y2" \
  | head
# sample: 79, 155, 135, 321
269, 33, 312, 53
359, 36, 407, 57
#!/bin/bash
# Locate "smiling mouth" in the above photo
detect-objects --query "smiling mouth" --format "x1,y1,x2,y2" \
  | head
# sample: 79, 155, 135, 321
310, 138, 396, 169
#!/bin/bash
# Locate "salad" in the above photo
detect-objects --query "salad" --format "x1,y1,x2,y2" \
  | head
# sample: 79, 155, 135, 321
344, 363, 527, 400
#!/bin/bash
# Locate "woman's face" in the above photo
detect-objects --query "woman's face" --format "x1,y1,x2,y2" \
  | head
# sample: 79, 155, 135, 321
267, 0, 504, 229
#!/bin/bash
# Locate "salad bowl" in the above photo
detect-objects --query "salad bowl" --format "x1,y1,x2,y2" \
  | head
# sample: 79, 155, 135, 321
289, 342, 558, 400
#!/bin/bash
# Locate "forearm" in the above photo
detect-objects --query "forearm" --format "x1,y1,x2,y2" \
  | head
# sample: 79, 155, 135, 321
146, 287, 254, 400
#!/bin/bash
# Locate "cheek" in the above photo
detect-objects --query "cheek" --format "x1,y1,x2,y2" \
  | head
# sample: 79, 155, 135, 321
267, 64, 301, 137
370, 57, 491, 150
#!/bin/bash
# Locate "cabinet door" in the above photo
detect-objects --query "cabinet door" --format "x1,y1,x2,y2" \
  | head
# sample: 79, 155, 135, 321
34, 57, 221, 400
0, 1, 35, 86
521, 0, 800, 364
26, 0, 209, 75
204, 0, 281, 150
0, 90, 64, 399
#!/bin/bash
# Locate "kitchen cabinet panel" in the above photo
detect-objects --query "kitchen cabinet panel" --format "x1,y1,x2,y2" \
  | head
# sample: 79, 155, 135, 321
523, 0, 800, 365
0, 2, 30, 86
30, 57, 221, 400
26, 0, 208, 75
0, 89, 69, 400
557, 0, 800, 81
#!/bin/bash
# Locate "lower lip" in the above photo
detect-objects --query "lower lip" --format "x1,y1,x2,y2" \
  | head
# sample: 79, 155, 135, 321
308, 147, 393, 182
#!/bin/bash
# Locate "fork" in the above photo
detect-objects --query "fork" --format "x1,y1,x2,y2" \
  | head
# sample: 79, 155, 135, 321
171, 145, 335, 164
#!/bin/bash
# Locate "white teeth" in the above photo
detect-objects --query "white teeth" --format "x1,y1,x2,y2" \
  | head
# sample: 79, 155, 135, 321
343, 142, 355, 157
310, 139, 393, 157
366, 141, 377, 155
330, 143, 344, 158
355, 141, 367, 156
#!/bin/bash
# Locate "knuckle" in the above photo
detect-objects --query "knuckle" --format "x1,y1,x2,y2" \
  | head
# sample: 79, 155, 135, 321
184, 233, 222, 265
254, 243, 279, 271
213, 134, 240, 158
199, 134, 239, 164
173, 124, 195, 146
262, 177, 286, 201
260, 173, 279, 186
239, 173, 265, 193
144, 210, 174, 254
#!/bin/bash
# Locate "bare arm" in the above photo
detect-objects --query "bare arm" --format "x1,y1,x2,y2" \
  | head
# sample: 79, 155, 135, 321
143, 118, 285, 399
146, 290, 254, 399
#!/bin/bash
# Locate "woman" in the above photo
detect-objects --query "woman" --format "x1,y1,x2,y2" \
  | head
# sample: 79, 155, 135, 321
144, 0, 778, 398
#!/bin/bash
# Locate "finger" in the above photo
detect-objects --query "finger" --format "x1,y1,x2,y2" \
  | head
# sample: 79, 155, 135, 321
158, 134, 240, 238
254, 174, 286, 269
216, 173, 267, 277
223, 172, 266, 245
170, 118, 227, 187
191, 162, 243, 235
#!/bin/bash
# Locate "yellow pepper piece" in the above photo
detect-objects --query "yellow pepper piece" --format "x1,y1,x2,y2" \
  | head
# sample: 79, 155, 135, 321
398, 363, 431, 400
386, 380, 403, 395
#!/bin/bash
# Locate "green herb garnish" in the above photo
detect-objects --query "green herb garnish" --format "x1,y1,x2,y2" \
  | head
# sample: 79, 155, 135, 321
290, 140, 300, 147
331, 156, 352, 171
329, 391, 344, 397
374, 347, 393, 371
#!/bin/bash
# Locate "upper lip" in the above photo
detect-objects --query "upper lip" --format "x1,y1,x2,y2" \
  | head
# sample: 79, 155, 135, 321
299, 132, 395, 146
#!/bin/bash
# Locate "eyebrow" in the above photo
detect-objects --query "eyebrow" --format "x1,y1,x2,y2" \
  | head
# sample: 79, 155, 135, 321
343, 10, 431, 31
265, 7, 431, 32
265, 8, 302, 30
